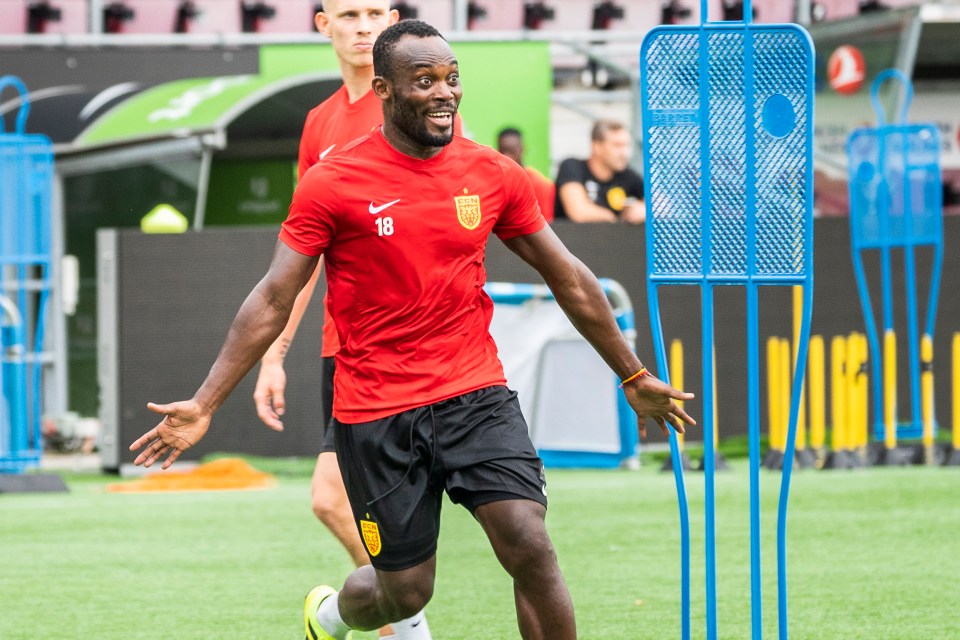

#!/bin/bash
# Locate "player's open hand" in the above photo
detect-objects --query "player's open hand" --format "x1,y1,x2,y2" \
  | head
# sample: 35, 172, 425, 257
129, 400, 212, 469
623, 374, 696, 439
253, 360, 287, 431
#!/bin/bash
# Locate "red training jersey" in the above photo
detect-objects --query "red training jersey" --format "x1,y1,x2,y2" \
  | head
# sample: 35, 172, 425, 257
525, 166, 556, 223
298, 85, 463, 357
280, 129, 546, 423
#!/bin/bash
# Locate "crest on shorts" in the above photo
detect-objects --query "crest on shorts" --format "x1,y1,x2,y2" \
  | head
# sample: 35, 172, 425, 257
455, 192, 481, 230
360, 519, 382, 557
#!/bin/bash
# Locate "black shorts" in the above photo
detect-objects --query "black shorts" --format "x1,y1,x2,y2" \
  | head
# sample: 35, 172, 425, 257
334, 385, 547, 571
319, 356, 336, 454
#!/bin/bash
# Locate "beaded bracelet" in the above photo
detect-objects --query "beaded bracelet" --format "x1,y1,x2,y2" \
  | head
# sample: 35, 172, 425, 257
618, 367, 650, 388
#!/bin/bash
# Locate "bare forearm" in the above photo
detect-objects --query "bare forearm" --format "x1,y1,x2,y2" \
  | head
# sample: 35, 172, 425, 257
262, 258, 322, 363
545, 258, 643, 379
566, 203, 617, 223
193, 283, 298, 413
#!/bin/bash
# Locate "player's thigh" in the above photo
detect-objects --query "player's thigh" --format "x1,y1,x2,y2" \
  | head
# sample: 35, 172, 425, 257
474, 499, 557, 577
334, 413, 443, 571
438, 386, 548, 512
311, 451, 348, 501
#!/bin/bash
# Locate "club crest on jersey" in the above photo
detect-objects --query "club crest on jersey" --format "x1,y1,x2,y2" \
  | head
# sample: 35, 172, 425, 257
454, 192, 482, 230
360, 519, 382, 557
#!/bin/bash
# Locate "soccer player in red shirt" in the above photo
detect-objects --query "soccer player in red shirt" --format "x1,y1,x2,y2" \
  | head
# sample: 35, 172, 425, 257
253, 2, 435, 638
255, 4, 464, 585
131, 20, 695, 640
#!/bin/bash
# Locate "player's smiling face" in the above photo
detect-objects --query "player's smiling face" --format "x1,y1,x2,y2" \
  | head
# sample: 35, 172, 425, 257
316, 0, 397, 70
381, 35, 461, 153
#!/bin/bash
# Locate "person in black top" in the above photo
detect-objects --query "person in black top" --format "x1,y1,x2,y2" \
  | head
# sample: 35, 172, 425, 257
554, 119, 645, 223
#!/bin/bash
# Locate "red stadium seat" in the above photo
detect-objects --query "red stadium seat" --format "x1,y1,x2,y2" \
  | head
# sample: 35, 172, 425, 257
250, 0, 318, 34
4, 0, 89, 34
118, 0, 241, 34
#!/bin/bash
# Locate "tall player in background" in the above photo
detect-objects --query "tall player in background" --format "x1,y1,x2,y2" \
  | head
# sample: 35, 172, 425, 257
252, 2, 453, 638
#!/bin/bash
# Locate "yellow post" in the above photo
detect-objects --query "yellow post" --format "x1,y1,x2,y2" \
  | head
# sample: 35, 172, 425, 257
809, 335, 826, 464
831, 335, 847, 455
921, 334, 935, 465
953, 333, 960, 451
670, 339, 685, 451
856, 333, 870, 455
883, 329, 897, 451
767, 336, 782, 452
792, 285, 808, 453
780, 338, 792, 452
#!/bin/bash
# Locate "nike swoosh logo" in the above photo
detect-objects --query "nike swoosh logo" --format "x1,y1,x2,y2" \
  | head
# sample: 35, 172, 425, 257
369, 199, 401, 214
319, 144, 336, 160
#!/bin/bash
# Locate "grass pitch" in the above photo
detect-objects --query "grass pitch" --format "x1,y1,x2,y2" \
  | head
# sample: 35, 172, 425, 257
1, 456, 958, 639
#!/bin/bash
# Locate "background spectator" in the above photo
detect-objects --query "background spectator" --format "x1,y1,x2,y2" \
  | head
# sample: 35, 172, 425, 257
554, 119, 645, 223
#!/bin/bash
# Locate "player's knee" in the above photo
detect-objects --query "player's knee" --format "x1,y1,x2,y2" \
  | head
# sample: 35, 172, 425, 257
384, 580, 433, 620
498, 526, 558, 578
311, 488, 347, 524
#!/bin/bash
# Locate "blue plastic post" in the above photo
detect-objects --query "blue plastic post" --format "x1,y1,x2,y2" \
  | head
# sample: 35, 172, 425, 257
847, 69, 944, 442
641, 4, 814, 638
0, 75, 54, 474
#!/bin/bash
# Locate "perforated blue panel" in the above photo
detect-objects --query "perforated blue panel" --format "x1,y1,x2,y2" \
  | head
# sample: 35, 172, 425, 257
848, 124, 943, 248
642, 25, 813, 282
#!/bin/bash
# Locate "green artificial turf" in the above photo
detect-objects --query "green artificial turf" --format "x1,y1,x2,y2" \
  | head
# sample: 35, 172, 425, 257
1, 459, 958, 639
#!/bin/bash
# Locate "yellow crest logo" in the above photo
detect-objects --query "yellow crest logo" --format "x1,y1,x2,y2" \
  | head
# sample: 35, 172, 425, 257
606, 186, 627, 212
455, 194, 482, 230
360, 520, 382, 557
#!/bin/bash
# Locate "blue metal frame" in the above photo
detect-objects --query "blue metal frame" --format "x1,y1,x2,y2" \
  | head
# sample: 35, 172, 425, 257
641, 2, 814, 637
484, 279, 638, 468
0, 76, 54, 474
847, 69, 943, 441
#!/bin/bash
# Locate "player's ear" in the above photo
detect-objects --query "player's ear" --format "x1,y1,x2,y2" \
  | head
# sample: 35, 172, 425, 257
388, 9, 399, 25
372, 76, 390, 100
315, 11, 330, 36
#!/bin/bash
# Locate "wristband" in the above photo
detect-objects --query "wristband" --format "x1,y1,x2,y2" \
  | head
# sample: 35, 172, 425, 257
618, 367, 650, 388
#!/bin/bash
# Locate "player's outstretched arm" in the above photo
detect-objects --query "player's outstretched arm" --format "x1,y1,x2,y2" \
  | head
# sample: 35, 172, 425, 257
254, 257, 323, 431
502, 226, 695, 437
131, 241, 320, 467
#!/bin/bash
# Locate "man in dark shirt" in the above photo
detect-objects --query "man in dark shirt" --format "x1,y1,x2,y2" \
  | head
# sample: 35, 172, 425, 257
554, 119, 645, 223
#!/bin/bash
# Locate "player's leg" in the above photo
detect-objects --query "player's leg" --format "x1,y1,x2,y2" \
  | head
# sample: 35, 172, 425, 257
474, 499, 575, 640
338, 558, 436, 630
306, 407, 442, 638
439, 386, 575, 639
311, 356, 395, 636
311, 451, 369, 565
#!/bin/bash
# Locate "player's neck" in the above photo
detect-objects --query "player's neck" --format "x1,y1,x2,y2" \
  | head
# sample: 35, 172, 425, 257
381, 123, 444, 161
587, 156, 614, 182
340, 62, 376, 103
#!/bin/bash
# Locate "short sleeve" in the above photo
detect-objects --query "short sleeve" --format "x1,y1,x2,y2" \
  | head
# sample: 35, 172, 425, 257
279, 164, 338, 256
493, 157, 546, 240
297, 110, 317, 181
554, 158, 585, 189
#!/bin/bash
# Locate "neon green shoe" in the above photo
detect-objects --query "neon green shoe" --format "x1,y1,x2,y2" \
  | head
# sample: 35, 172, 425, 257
304, 585, 353, 640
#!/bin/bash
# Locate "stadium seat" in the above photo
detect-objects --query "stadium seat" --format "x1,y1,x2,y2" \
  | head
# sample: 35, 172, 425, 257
0, 0, 28, 33
249, 0, 317, 34
5, 0, 89, 34
118, 0, 241, 34
393, 0, 454, 31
